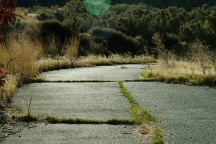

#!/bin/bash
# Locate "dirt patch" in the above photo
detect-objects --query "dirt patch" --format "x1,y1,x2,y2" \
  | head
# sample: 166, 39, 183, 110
0, 105, 27, 142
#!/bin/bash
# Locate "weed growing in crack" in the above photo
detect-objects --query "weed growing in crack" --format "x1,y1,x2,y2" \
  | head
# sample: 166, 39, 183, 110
119, 81, 155, 123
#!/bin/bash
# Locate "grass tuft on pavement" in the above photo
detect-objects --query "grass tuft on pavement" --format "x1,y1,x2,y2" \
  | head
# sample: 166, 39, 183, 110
119, 81, 155, 124
153, 128, 165, 144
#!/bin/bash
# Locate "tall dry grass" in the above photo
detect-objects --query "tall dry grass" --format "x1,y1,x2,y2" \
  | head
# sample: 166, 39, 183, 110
142, 40, 216, 86
0, 35, 43, 106
0, 35, 155, 105
0, 35, 43, 79
38, 55, 155, 72
65, 38, 80, 58
46, 36, 59, 56
0, 75, 18, 107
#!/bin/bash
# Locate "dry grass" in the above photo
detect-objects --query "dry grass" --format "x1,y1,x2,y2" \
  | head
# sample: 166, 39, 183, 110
38, 55, 155, 71
0, 35, 43, 106
74, 55, 155, 66
65, 38, 80, 58
0, 35, 43, 79
138, 122, 164, 144
0, 35, 154, 106
16, 8, 39, 24
142, 40, 216, 86
142, 60, 216, 86
0, 75, 18, 107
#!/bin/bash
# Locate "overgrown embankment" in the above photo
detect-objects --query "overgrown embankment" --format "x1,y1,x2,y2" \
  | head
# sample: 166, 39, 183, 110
0, 34, 155, 107
0, 36, 42, 107
142, 35, 216, 87
0, 39, 154, 141
1, 55, 155, 105
142, 61, 216, 87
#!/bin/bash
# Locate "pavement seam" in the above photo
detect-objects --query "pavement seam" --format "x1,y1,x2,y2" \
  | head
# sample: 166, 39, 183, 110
17, 115, 136, 125
118, 81, 165, 144
118, 81, 155, 123
24, 79, 157, 84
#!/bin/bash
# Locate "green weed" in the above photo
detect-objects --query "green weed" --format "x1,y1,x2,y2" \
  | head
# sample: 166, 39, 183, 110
119, 82, 155, 123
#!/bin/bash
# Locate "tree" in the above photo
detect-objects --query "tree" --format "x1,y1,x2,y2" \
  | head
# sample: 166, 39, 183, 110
0, 0, 16, 43
0, 0, 16, 86
0, 0, 16, 24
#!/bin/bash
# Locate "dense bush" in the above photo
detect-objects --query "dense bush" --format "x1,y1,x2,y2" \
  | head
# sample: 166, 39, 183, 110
78, 28, 144, 56
79, 33, 103, 56
90, 28, 143, 55
39, 21, 74, 56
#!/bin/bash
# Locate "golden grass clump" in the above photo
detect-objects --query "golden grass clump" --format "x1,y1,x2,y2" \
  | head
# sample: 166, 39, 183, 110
143, 35, 216, 86
74, 55, 155, 66
0, 35, 43, 106
0, 35, 43, 79
142, 40, 216, 86
0, 75, 18, 106
65, 38, 80, 58
142, 59, 216, 86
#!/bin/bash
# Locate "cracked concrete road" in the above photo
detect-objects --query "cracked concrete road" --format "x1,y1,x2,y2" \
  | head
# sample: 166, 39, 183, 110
3, 64, 215, 144
13, 82, 131, 120
2, 124, 143, 144
125, 82, 216, 144
3, 64, 147, 144
42, 64, 146, 81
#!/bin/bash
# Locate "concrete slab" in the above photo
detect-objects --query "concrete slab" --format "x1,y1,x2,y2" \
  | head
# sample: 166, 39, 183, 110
42, 64, 146, 81
2, 124, 143, 144
13, 82, 131, 120
125, 82, 216, 144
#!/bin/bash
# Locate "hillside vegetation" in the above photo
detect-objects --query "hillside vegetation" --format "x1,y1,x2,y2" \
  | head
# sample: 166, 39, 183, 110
14, 0, 216, 57
16, 0, 216, 9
